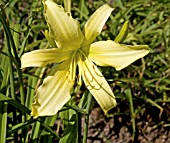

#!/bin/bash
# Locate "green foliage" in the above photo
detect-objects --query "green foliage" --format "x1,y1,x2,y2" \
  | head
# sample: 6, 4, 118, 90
0, 0, 170, 142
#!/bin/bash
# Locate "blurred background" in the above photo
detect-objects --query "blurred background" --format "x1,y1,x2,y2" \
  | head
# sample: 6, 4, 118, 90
0, 0, 170, 142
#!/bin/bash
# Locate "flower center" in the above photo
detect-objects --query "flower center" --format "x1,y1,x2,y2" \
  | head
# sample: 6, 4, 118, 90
66, 49, 86, 84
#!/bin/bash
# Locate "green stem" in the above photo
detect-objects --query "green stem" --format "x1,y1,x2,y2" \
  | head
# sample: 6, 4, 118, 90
65, 104, 86, 114
37, 118, 60, 140
83, 93, 92, 143
125, 89, 136, 142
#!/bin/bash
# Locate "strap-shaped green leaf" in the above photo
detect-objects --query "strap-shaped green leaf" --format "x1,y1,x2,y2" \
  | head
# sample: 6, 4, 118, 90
0, 93, 31, 114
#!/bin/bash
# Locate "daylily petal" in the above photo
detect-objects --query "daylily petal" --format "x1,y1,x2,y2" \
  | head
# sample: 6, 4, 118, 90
31, 71, 74, 117
44, 0, 84, 50
21, 48, 73, 68
89, 40, 149, 70
82, 4, 113, 46
78, 58, 116, 114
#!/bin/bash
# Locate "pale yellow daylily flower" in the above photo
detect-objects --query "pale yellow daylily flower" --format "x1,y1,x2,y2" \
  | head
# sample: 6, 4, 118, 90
21, 0, 149, 117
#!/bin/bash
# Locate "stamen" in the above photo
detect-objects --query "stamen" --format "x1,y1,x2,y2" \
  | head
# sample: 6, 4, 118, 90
66, 71, 74, 83
77, 74, 82, 85
84, 71, 93, 82
66, 70, 70, 81
83, 71, 102, 90
54, 40, 58, 47
92, 65, 103, 78
82, 59, 115, 98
